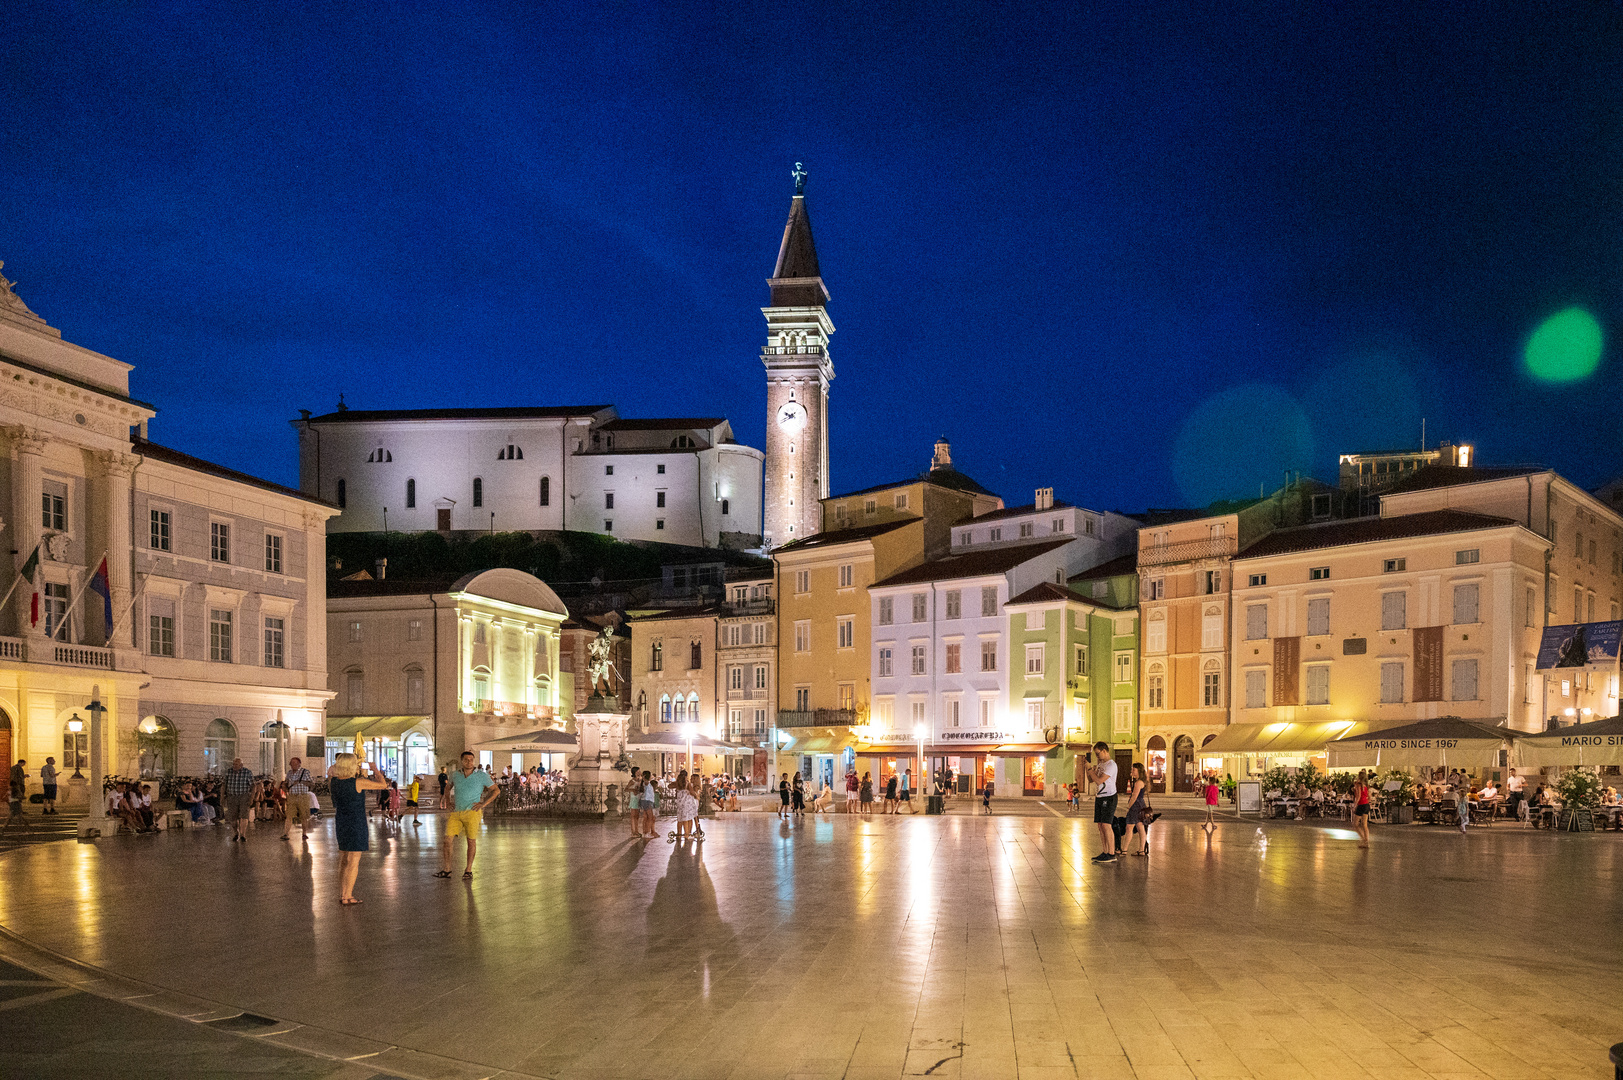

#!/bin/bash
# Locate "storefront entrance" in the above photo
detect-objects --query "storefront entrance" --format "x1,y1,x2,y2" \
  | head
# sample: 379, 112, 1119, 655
1172, 735, 1195, 793
1146, 736, 1167, 794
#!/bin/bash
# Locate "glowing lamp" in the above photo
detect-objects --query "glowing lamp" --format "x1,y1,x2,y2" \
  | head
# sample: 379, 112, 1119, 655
67, 716, 83, 733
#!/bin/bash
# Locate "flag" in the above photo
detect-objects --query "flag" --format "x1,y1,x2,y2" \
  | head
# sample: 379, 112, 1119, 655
89, 557, 113, 639
18, 544, 39, 627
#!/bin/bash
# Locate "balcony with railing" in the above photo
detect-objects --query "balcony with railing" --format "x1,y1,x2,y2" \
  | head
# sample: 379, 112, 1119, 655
1138, 535, 1238, 567
0, 636, 117, 669
776, 708, 857, 729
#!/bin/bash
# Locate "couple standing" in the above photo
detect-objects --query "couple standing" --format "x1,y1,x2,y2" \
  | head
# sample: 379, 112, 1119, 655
1084, 742, 1150, 864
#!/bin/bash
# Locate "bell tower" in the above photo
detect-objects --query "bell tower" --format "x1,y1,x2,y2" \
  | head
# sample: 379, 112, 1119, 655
762, 163, 834, 549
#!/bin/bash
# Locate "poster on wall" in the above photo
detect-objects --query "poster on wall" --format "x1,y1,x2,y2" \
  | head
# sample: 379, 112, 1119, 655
752, 749, 769, 788
1273, 637, 1300, 705
1536, 621, 1623, 672
1413, 625, 1445, 702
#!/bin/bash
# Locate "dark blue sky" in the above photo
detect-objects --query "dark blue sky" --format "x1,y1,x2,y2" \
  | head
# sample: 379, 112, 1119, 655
5, 2, 1622, 512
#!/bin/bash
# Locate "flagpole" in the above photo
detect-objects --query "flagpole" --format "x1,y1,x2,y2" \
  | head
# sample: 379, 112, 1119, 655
0, 544, 40, 614
53, 550, 108, 642
109, 574, 147, 645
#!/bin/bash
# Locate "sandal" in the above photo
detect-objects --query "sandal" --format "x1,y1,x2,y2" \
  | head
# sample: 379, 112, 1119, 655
340, 897, 362, 905
433, 870, 453, 878
462, 871, 473, 880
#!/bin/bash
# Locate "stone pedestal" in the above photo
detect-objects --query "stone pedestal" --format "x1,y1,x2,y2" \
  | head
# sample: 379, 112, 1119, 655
64, 775, 89, 809
567, 693, 633, 817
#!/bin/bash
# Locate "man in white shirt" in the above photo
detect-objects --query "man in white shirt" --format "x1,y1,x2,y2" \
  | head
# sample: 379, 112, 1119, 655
1506, 769, 1526, 820
1088, 741, 1119, 863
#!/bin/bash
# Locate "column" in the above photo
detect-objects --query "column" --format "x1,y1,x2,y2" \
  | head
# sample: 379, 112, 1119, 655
302, 510, 328, 691
96, 451, 139, 649
10, 429, 47, 638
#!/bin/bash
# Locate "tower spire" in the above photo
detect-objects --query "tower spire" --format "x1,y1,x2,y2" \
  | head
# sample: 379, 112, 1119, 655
769, 165, 827, 308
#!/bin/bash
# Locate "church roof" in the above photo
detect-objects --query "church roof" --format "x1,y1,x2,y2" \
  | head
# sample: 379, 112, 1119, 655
833, 466, 998, 502
768, 195, 829, 307
301, 405, 613, 424
597, 417, 727, 432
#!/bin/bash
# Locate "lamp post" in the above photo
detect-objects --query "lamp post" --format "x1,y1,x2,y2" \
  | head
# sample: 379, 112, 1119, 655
86, 684, 107, 831
682, 721, 695, 775
915, 723, 927, 805
67, 716, 84, 779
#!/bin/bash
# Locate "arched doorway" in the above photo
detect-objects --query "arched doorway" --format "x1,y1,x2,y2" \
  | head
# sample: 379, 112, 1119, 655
203, 718, 237, 775
1200, 733, 1221, 779
259, 719, 290, 777
1172, 735, 1195, 793
0, 709, 10, 771
1146, 735, 1167, 794
404, 732, 434, 783
136, 716, 178, 779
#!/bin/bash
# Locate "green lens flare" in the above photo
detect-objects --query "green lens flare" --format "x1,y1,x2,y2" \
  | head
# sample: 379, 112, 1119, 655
1524, 308, 1602, 383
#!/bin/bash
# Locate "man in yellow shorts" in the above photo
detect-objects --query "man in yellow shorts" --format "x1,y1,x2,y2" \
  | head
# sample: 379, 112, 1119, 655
437, 751, 497, 880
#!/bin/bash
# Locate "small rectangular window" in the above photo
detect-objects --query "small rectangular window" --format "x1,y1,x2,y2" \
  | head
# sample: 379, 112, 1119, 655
1245, 669, 1267, 708
1306, 665, 1329, 705
349, 621, 363, 642
656, 491, 666, 508
1245, 604, 1268, 640
1306, 597, 1330, 636
408, 619, 422, 641
1248, 573, 1266, 587
796, 570, 810, 594
838, 618, 854, 649
1025, 643, 1044, 675
473, 622, 486, 645
209, 609, 233, 663
1147, 578, 1164, 600
878, 647, 893, 677
1019, 522, 1034, 538
605, 464, 613, 476
264, 533, 283, 574
1381, 591, 1406, 631
149, 509, 171, 551
878, 597, 894, 625
980, 640, 998, 672
605, 493, 614, 509
945, 643, 961, 673
794, 621, 810, 653
1455, 548, 1480, 565
1452, 658, 1479, 701
1453, 583, 1479, 625
911, 644, 927, 674
1309, 566, 1330, 580
41, 484, 67, 532
945, 590, 961, 619
263, 617, 285, 668
1115, 653, 1132, 683
210, 522, 231, 563
981, 586, 997, 617
1384, 558, 1406, 573
148, 613, 175, 657
839, 564, 853, 588
912, 594, 927, 622
1380, 662, 1404, 703
1074, 644, 1088, 675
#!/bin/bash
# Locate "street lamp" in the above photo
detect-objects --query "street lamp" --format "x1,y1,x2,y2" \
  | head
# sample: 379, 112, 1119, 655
67, 716, 84, 779
682, 721, 696, 775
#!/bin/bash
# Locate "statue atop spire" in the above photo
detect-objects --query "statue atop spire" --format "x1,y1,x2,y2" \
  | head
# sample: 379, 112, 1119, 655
792, 161, 806, 196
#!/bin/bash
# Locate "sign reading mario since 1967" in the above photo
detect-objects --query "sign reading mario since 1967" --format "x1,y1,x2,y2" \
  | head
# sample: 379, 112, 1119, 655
1360, 737, 1462, 750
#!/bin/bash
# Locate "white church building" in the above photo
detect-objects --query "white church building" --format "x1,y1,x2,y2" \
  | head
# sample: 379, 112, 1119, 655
293, 407, 763, 549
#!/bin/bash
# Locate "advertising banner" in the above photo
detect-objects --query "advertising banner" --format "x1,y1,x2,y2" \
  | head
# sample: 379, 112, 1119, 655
1413, 625, 1445, 702
1273, 636, 1300, 705
1535, 621, 1623, 672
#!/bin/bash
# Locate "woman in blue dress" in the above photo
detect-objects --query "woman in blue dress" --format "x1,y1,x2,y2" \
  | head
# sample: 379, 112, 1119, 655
328, 753, 390, 906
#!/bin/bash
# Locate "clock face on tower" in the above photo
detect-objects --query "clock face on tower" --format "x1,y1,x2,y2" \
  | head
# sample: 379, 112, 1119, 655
776, 401, 807, 431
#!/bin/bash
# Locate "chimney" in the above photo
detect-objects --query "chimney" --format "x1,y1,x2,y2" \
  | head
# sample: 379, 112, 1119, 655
375, 557, 387, 581
931, 436, 952, 471
1035, 487, 1053, 511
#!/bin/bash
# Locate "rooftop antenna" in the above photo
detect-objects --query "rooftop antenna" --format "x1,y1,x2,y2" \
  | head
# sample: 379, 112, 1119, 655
1421, 418, 1425, 451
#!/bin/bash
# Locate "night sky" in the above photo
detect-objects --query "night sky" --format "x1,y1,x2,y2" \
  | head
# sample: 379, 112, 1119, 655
4, 3, 1622, 513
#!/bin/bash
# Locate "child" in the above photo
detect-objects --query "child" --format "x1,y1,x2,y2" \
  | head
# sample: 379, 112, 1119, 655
982, 777, 994, 814
1203, 774, 1219, 830
407, 777, 421, 824
386, 780, 402, 822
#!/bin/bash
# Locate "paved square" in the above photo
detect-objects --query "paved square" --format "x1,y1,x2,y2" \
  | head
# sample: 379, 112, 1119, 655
0, 810, 1618, 1079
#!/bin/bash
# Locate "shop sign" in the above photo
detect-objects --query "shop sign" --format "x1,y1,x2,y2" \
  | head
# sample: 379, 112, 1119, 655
941, 730, 1014, 741
1558, 734, 1623, 747
1359, 737, 1461, 750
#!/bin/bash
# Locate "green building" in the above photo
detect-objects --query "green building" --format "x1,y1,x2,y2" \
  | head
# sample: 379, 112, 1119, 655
1004, 554, 1140, 794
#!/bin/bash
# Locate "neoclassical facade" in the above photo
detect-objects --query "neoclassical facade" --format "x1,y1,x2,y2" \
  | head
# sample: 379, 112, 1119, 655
0, 264, 335, 794
293, 408, 763, 549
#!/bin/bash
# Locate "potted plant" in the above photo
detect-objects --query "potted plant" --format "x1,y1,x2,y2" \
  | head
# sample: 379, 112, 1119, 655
1220, 774, 1237, 803
1328, 771, 1356, 798
1378, 768, 1415, 823
1555, 769, 1603, 831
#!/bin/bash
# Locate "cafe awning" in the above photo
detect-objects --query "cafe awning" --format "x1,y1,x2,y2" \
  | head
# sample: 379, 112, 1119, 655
325, 716, 430, 740
1515, 714, 1623, 768
1326, 716, 1516, 769
625, 731, 753, 753
471, 728, 578, 753
1201, 724, 1289, 754
783, 732, 855, 754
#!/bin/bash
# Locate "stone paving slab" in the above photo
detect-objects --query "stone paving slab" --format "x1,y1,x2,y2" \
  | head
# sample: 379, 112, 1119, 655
1, 811, 1620, 1079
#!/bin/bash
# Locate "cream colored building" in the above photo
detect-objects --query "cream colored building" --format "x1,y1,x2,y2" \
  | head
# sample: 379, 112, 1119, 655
325, 569, 569, 778
0, 263, 335, 794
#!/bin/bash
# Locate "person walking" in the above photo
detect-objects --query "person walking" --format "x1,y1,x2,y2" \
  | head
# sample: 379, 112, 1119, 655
790, 772, 806, 818
1453, 771, 1470, 833
640, 770, 659, 839
900, 767, 913, 814
437, 765, 449, 809
39, 757, 57, 815
844, 769, 859, 813
222, 756, 256, 842
1352, 769, 1372, 847
777, 773, 791, 820
627, 772, 642, 836
671, 769, 697, 840
1087, 743, 1118, 863
281, 757, 315, 842
327, 753, 389, 905
407, 777, 421, 825
884, 772, 898, 814
436, 751, 498, 880
859, 771, 874, 816
982, 775, 994, 814
1202, 772, 1220, 831
1124, 763, 1149, 856
8, 760, 26, 821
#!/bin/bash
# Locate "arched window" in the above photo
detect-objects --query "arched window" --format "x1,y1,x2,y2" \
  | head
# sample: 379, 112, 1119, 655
1146, 663, 1165, 709
472, 477, 483, 508
660, 694, 672, 723
1202, 659, 1222, 707
671, 435, 694, 449
203, 718, 237, 775
471, 667, 490, 709
687, 693, 700, 724
405, 478, 416, 508
259, 719, 290, 776
136, 716, 177, 779
335, 478, 346, 509
497, 444, 524, 461
539, 476, 550, 507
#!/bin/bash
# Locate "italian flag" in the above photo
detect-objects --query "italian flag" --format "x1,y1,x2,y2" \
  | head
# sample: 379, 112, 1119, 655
19, 544, 40, 627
